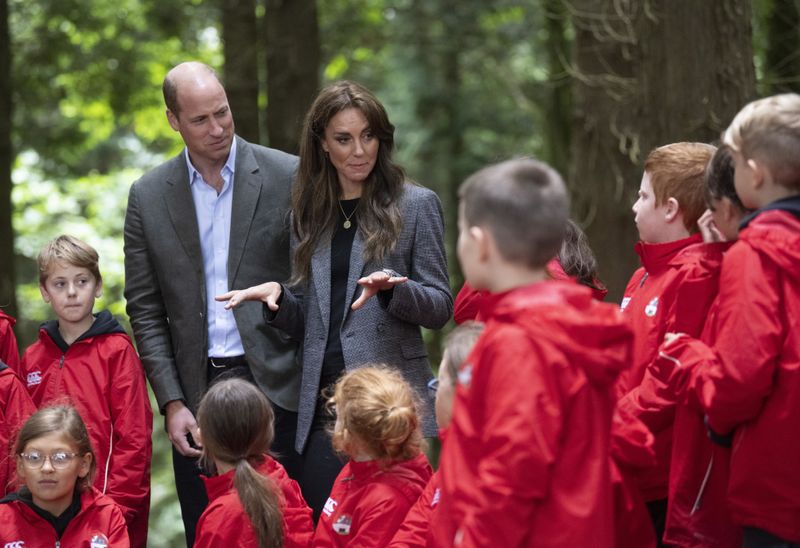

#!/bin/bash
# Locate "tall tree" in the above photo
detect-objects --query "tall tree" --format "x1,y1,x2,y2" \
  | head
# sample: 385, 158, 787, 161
0, 0, 15, 316
567, 0, 756, 298
264, 0, 320, 153
221, 0, 260, 143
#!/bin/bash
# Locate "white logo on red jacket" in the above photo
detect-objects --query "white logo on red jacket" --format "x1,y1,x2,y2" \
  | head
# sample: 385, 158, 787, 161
333, 514, 352, 535
644, 297, 659, 317
620, 297, 631, 311
322, 497, 337, 518
4, 541, 25, 548
90, 533, 109, 548
431, 487, 441, 507
26, 371, 42, 388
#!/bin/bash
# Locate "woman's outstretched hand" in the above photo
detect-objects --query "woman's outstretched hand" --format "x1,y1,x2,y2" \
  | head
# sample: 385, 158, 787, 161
352, 270, 408, 310
216, 281, 283, 311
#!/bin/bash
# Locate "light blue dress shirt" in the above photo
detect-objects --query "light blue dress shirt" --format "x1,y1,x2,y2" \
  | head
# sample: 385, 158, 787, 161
185, 139, 245, 358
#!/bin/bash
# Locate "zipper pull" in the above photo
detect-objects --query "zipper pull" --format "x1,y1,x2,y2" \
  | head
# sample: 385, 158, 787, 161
59, 355, 65, 369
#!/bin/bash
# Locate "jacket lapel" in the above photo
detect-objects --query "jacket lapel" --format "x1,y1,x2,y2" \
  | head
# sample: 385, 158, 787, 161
229, 138, 262, 284
164, 156, 204, 280
342, 230, 365, 323
311, 238, 331, 334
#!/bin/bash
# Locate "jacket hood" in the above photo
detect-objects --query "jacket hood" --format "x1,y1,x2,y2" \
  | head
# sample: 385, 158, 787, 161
40, 310, 126, 352
348, 453, 431, 495
739, 201, 800, 276
0, 310, 16, 326
201, 454, 284, 503
490, 282, 634, 388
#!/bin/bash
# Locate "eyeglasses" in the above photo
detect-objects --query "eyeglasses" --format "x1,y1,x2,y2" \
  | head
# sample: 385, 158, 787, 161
427, 378, 439, 395
18, 451, 80, 469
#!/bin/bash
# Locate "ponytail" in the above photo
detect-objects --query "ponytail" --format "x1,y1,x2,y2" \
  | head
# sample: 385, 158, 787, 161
234, 458, 284, 548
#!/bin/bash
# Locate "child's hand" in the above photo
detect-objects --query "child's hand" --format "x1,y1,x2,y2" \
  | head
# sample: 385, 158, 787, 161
698, 209, 726, 243
352, 269, 408, 310
216, 281, 282, 311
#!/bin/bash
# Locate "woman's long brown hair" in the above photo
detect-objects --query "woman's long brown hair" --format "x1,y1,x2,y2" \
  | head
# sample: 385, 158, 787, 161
291, 81, 405, 285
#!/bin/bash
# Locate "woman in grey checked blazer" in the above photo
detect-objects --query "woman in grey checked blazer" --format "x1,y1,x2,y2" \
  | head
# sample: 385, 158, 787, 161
218, 80, 453, 520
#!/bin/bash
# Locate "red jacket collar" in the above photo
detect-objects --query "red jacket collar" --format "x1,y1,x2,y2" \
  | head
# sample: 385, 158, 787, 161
634, 233, 703, 274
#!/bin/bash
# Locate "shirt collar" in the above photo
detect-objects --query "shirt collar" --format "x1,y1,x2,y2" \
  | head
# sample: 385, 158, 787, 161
185, 137, 238, 186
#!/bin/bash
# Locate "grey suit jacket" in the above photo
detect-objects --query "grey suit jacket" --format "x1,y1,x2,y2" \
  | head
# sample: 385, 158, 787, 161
124, 136, 300, 413
270, 183, 453, 453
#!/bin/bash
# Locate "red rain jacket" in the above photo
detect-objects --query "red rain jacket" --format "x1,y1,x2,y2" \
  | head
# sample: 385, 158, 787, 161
0, 311, 20, 372
0, 364, 36, 495
314, 453, 432, 547
679, 206, 800, 542
388, 470, 442, 548
432, 281, 633, 547
19, 311, 152, 548
610, 407, 657, 548
196, 454, 314, 548
617, 233, 716, 501
640, 240, 740, 547
0, 487, 130, 547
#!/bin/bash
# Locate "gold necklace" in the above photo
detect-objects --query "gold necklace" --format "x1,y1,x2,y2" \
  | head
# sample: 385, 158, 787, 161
338, 200, 358, 229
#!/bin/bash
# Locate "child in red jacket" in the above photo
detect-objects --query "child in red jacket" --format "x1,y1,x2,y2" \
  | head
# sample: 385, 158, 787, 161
0, 310, 20, 371
19, 235, 152, 547
389, 321, 485, 548
194, 378, 313, 548
0, 405, 129, 546
0, 361, 36, 495
432, 158, 634, 547
661, 94, 800, 546
314, 366, 432, 547
615, 142, 718, 541
644, 145, 747, 548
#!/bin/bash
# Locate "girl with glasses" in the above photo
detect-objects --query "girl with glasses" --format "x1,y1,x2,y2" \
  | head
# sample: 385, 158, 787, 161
0, 405, 129, 546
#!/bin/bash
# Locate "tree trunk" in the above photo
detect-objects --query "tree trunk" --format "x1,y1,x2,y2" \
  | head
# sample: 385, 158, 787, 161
568, 0, 756, 300
221, 0, 260, 144
264, 0, 320, 154
0, 0, 16, 316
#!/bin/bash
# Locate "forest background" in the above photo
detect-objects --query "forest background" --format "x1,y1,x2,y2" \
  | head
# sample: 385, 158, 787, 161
1, 0, 798, 545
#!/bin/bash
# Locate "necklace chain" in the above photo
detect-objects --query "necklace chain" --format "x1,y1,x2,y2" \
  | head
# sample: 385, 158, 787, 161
338, 200, 358, 230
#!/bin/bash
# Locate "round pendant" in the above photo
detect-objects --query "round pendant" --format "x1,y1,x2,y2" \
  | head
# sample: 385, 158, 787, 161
343, 220, 352, 229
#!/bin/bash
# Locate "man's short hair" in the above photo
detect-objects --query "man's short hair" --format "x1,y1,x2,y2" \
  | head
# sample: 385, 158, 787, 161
644, 142, 716, 234
723, 93, 800, 191
459, 158, 569, 268
162, 62, 221, 118
38, 235, 102, 285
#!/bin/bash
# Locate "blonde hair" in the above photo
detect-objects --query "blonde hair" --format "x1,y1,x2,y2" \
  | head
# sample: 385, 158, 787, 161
37, 235, 102, 285
723, 93, 800, 191
330, 366, 422, 463
197, 379, 283, 548
441, 322, 484, 384
644, 143, 716, 233
14, 405, 96, 492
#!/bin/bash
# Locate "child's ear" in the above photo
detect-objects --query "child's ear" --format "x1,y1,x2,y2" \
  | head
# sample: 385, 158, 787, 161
470, 226, 491, 261
95, 279, 103, 299
77, 453, 92, 479
15, 456, 26, 483
664, 197, 681, 222
39, 284, 51, 303
747, 158, 767, 189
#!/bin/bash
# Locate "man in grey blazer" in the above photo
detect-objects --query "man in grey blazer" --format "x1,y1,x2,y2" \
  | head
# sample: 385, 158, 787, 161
123, 62, 299, 545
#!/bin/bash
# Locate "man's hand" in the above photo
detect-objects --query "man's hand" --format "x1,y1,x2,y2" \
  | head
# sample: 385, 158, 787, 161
351, 270, 408, 310
165, 400, 202, 457
216, 281, 283, 311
